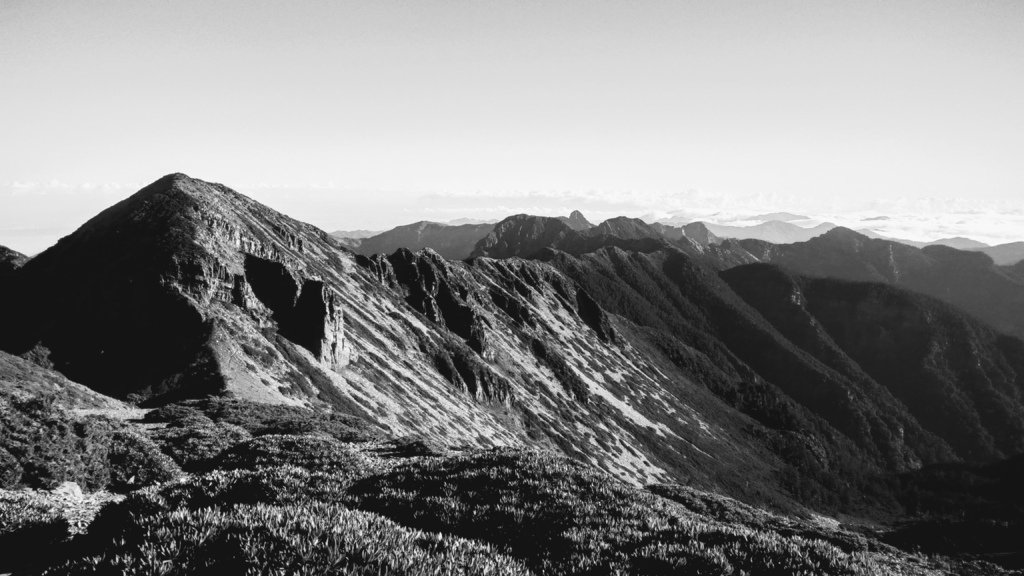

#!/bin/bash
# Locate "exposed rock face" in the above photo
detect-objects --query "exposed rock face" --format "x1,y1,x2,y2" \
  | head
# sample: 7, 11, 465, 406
377, 248, 489, 355
238, 255, 346, 368
353, 221, 495, 260
743, 227, 1024, 340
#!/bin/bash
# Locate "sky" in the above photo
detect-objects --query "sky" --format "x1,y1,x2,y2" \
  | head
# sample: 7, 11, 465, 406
2, 0, 1023, 254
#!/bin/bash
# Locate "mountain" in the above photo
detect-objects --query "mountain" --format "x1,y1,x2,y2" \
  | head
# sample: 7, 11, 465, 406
353, 220, 494, 260
0, 174, 807, 494
741, 227, 1024, 340
557, 210, 593, 231
868, 235, 991, 250
329, 229, 380, 240
748, 212, 810, 222
446, 217, 496, 225
975, 241, 1024, 266
585, 216, 661, 240
329, 229, 379, 251
4, 174, 1024, 572
681, 221, 722, 246
0, 245, 27, 278
471, 214, 760, 270
722, 264, 1024, 461
4, 175, 1024, 509
929, 237, 990, 250
475, 214, 1024, 484
700, 220, 836, 244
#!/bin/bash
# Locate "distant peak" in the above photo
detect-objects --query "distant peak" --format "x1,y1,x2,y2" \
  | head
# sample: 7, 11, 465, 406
821, 226, 868, 240
682, 221, 721, 246
560, 210, 594, 231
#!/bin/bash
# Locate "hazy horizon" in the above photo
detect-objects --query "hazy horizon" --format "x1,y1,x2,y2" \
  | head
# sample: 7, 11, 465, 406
3, 1, 1023, 253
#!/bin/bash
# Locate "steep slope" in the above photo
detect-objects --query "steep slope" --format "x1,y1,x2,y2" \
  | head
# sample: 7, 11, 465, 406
722, 264, 1024, 462
0, 174, 801, 494
0, 350, 128, 411
546, 248, 955, 472
742, 227, 1024, 339
472, 220, 1024, 507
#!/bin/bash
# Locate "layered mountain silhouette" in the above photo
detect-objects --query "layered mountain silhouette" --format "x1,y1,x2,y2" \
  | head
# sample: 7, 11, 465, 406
699, 220, 836, 244
4, 174, 1024, 518
742, 227, 1024, 340
340, 211, 595, 261
975, 241, 1024, 266
350, 221, 494, 260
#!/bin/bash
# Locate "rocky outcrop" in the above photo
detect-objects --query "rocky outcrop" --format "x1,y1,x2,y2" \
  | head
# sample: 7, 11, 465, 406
238, 255, 347, 369
377, 249, 489, 355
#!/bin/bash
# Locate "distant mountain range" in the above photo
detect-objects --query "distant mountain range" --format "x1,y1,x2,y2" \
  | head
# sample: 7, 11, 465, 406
334, 213, 1024, 269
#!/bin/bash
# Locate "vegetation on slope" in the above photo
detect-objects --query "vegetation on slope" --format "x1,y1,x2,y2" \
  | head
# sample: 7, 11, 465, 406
2, 392, 1019, 576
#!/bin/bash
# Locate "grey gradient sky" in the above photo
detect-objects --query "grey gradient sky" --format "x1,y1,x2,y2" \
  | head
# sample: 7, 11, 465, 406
2, 1, 1023, 253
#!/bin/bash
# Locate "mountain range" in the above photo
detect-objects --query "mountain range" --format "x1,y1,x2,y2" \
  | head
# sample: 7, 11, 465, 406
3, 174, 1024, 573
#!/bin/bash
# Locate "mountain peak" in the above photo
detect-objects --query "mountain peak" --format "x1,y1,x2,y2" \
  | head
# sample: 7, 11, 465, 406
559, 210, 594, 231
588, 216, 659, 240
471, 214, 575, 259
682, 222, 721, 247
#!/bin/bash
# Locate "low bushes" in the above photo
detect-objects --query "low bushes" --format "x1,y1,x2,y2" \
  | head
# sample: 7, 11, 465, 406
343, 448, 884, 576
0, 393, 181, 492
105, 429, 181, 491
206, 434, 372, 475
45, 502, 533, 576
144, 397, 379, 442
0, 394, 112, 490
149, 420, 250, 471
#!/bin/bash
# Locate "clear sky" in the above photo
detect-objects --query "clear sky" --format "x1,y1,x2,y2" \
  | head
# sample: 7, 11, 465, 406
2, 1, 1023, 253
